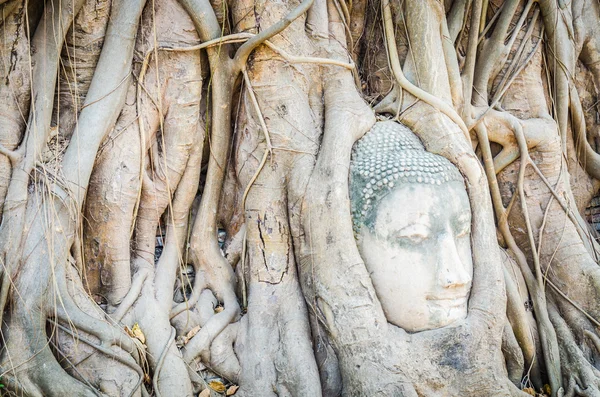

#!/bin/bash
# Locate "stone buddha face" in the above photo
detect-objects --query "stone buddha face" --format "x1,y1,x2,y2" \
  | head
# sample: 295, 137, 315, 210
350, 121, 473, 333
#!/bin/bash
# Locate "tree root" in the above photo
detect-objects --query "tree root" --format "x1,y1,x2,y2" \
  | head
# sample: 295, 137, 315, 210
112, 269, 150, 322
52, 320, 144, 397
152, 327, 175, 397
549, 303, 600, 397
179, 0, 318, 375
381, 0, 471, 143
475, 116, 563, 395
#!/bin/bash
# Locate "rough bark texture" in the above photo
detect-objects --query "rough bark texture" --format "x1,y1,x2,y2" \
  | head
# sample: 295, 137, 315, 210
1, 0, 600, 396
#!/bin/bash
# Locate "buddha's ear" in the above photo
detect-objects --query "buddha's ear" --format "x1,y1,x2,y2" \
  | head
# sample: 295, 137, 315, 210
353, 230, 363, 248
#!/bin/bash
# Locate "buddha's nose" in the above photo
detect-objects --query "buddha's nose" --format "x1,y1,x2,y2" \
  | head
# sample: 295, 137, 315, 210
437, 235, 471, 289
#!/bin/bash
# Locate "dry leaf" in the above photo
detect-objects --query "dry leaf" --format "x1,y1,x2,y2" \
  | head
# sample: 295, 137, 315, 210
214, 306, 224, 313
132, 323, 146, 344
543, 384, 552, 395
208, 380, 226, 393
226, 385, 239, 395
124, 326, 135, 338
183, 325, 201, 345
522, 387, 536, 396
199, 388, 211, 397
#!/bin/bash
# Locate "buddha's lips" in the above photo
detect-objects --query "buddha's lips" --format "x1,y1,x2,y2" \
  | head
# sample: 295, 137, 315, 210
425, 294, 469, 306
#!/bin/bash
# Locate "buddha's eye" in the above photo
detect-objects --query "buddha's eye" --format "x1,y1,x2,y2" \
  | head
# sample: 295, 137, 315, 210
394, 224, 431, 244
455, 213, 471, 238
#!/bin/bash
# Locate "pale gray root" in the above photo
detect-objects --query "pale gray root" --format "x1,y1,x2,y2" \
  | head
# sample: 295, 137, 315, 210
548, 302, 600, 397
175, 291, 241, 382
502, 251, 543, 389
56, 261, 142, 397
471, 0, 521, 107
84, 0, 202, 310
503, 322, 525, 387
1, 193, 140, 397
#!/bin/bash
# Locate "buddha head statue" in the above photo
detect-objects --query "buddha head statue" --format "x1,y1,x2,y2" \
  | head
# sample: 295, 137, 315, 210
350, 121, 473, 333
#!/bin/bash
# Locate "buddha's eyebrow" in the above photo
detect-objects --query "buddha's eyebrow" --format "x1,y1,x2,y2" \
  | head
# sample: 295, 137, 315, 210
386, 213, 431, 232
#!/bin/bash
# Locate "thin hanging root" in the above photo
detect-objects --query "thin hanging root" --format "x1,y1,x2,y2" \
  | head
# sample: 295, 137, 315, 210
529, 113, 599, 256
131, 42, 151, 242
152, 328, 175, 397
538, 0, 573, 154
381, 0, 471, 143
550, 285, 600, 329
538, 194, 554, 261
506, 119, 564, 395
333, 0, 353, 51
494, 7, 539, 101
140, 32, 354, 73
240, 69, 273, 211
240, 227, 248, 310
570, 85, 600, 179
51, 321, 144, 397
478, 2, 504, 43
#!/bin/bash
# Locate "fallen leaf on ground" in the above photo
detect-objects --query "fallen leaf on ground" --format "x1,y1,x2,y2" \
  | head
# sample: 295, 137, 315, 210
522, 387, 536, 396
183, 325, 201, 345
199, 388, 211, 397
227, 385, 239, 395
131, 323, 146, 344
208, 380, 226, 393
543, 384, 552, 395
124, 326, 134, 338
